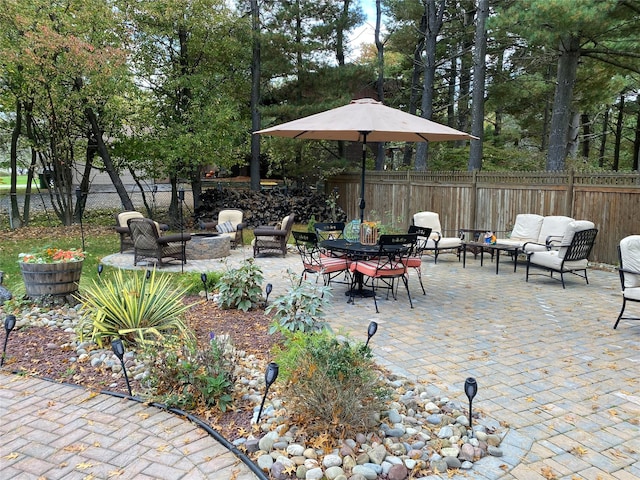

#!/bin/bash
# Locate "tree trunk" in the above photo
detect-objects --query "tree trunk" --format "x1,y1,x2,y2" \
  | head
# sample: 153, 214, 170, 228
447, 49, 457, 128
375, 0, 385, 170
415, 0, 446, 171
546, 35, 581, 171
541, 65, 554, 152
633, 96, 640, 171
402, 11, 427, 167
468, 0, 488, 172
581, 113, 590, 160
566, 112, 580, 159
493, 51, 504, 142
74, 134, 95, 223
455, 3, 474, 148
9, 99, 23, 229
613, 92, 625, 171
23, 101, 37, 225
250, 0, 261, 191
599, 107, 609, 168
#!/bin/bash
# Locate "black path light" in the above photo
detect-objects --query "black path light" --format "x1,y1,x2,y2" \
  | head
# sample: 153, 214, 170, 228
264, 283, 273, 305
365, 321, 378, 347
464, 377, 478, 436
201, 273, 208, 300
97, 264, 104, 276
75, 187, 86, 251
146, 269, 151, 280
178, 188, 185, 274
111, 338, 132, 396
1, 314, 16, 367
256, 362, 279, 423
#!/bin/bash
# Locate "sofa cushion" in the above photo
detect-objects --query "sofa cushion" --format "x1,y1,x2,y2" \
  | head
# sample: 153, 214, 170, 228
620, 235, 640, 288
558, 220, 595, 258
413, 212, 442, 240
537, 216, 574, 245
530, 250, 589, 271
510, 214, 543, 241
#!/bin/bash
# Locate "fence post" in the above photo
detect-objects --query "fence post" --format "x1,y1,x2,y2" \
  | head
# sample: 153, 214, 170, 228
470, 169, 478, 228
405, 170, 411, 228
566, 169, 574, 217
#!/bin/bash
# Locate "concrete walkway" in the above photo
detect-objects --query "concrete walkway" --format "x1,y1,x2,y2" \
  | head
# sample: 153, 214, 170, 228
2, 246, 639, 479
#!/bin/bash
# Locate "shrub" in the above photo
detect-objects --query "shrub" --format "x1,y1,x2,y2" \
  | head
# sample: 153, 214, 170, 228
143, 333, 238, 411
274, 330, 388, 437
216, 258, 264, 311
266, 273, 332, 334
77, 268, 193, 347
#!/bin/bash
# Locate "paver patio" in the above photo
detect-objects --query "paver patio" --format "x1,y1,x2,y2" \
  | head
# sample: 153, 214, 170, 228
2, 245, 639, 479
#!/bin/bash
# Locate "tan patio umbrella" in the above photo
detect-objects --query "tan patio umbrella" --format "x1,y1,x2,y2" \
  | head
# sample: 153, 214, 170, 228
255, 98, 476, 222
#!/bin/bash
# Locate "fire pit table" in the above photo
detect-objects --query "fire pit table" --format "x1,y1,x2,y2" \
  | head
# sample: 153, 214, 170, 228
186, 233, 231, 260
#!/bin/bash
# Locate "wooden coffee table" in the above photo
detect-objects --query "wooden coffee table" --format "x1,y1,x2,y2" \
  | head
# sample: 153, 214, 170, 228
462, 241, 520, 274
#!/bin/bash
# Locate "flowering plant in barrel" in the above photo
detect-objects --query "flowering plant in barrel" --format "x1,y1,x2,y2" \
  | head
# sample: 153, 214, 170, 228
18, 247, 86, 298
19, 247, 85, 264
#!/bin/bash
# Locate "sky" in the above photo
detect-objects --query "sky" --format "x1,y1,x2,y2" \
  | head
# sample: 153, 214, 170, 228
346, 0, 379, 61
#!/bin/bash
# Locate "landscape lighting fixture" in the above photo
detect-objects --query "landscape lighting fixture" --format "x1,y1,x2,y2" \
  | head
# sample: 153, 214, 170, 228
256, 362, 279, 423
97, 264, 104, 276
146, 269, 151, 280
1, 314, 16, 367
365, 321, 378, 347
111, 338, 132, 396
464, 377, 478, 436
75, 187, 86, 251
201, 273, 208, 300
265, 283, 273, 304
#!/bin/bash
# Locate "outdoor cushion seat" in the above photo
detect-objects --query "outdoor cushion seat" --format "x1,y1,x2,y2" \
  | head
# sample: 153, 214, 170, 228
412, 211, 461, 263
613, 235, 640, 329
128, 217, 191, 267
253, 213, 295, 257
525, 221, 597, 288
199, 209, 246, 248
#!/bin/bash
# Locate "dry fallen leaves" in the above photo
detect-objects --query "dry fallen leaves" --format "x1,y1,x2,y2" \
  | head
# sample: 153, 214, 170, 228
541, 466, 558, 479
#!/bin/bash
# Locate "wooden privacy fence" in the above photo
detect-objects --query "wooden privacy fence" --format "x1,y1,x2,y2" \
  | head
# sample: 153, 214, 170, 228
326, 170, 640, 266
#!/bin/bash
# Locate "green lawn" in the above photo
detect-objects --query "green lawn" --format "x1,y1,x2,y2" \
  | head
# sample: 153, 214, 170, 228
0, 175, 39, 191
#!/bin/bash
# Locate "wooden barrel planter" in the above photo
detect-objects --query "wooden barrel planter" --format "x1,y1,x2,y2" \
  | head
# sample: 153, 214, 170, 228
19, 260, 84, 298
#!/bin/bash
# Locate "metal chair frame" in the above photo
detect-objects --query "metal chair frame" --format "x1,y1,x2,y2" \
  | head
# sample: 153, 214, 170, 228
405, 225, 433, 295
291, 231, 351, 288
525, 228, 598, 288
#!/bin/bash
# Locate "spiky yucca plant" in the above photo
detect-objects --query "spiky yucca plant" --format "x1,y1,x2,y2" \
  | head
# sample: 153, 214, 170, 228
77, 268, 194, 347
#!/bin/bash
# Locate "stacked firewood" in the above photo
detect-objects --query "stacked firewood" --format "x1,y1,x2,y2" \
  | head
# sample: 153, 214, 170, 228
196, 188, 347, 228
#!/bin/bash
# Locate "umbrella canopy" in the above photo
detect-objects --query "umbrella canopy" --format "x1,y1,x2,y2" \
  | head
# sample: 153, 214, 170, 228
255, 98, 476, 221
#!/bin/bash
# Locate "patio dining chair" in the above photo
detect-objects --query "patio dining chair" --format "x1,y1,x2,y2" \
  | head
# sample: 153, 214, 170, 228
613, 235, 640, 329
314, 222, 346, 257
525, 221, 597, 288
403, 225, 433, 295
349, 233, 417, 313
291, 231, 351, 288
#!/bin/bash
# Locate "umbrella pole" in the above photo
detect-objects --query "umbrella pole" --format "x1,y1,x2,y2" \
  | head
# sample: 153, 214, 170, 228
360, 132, 368, 223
